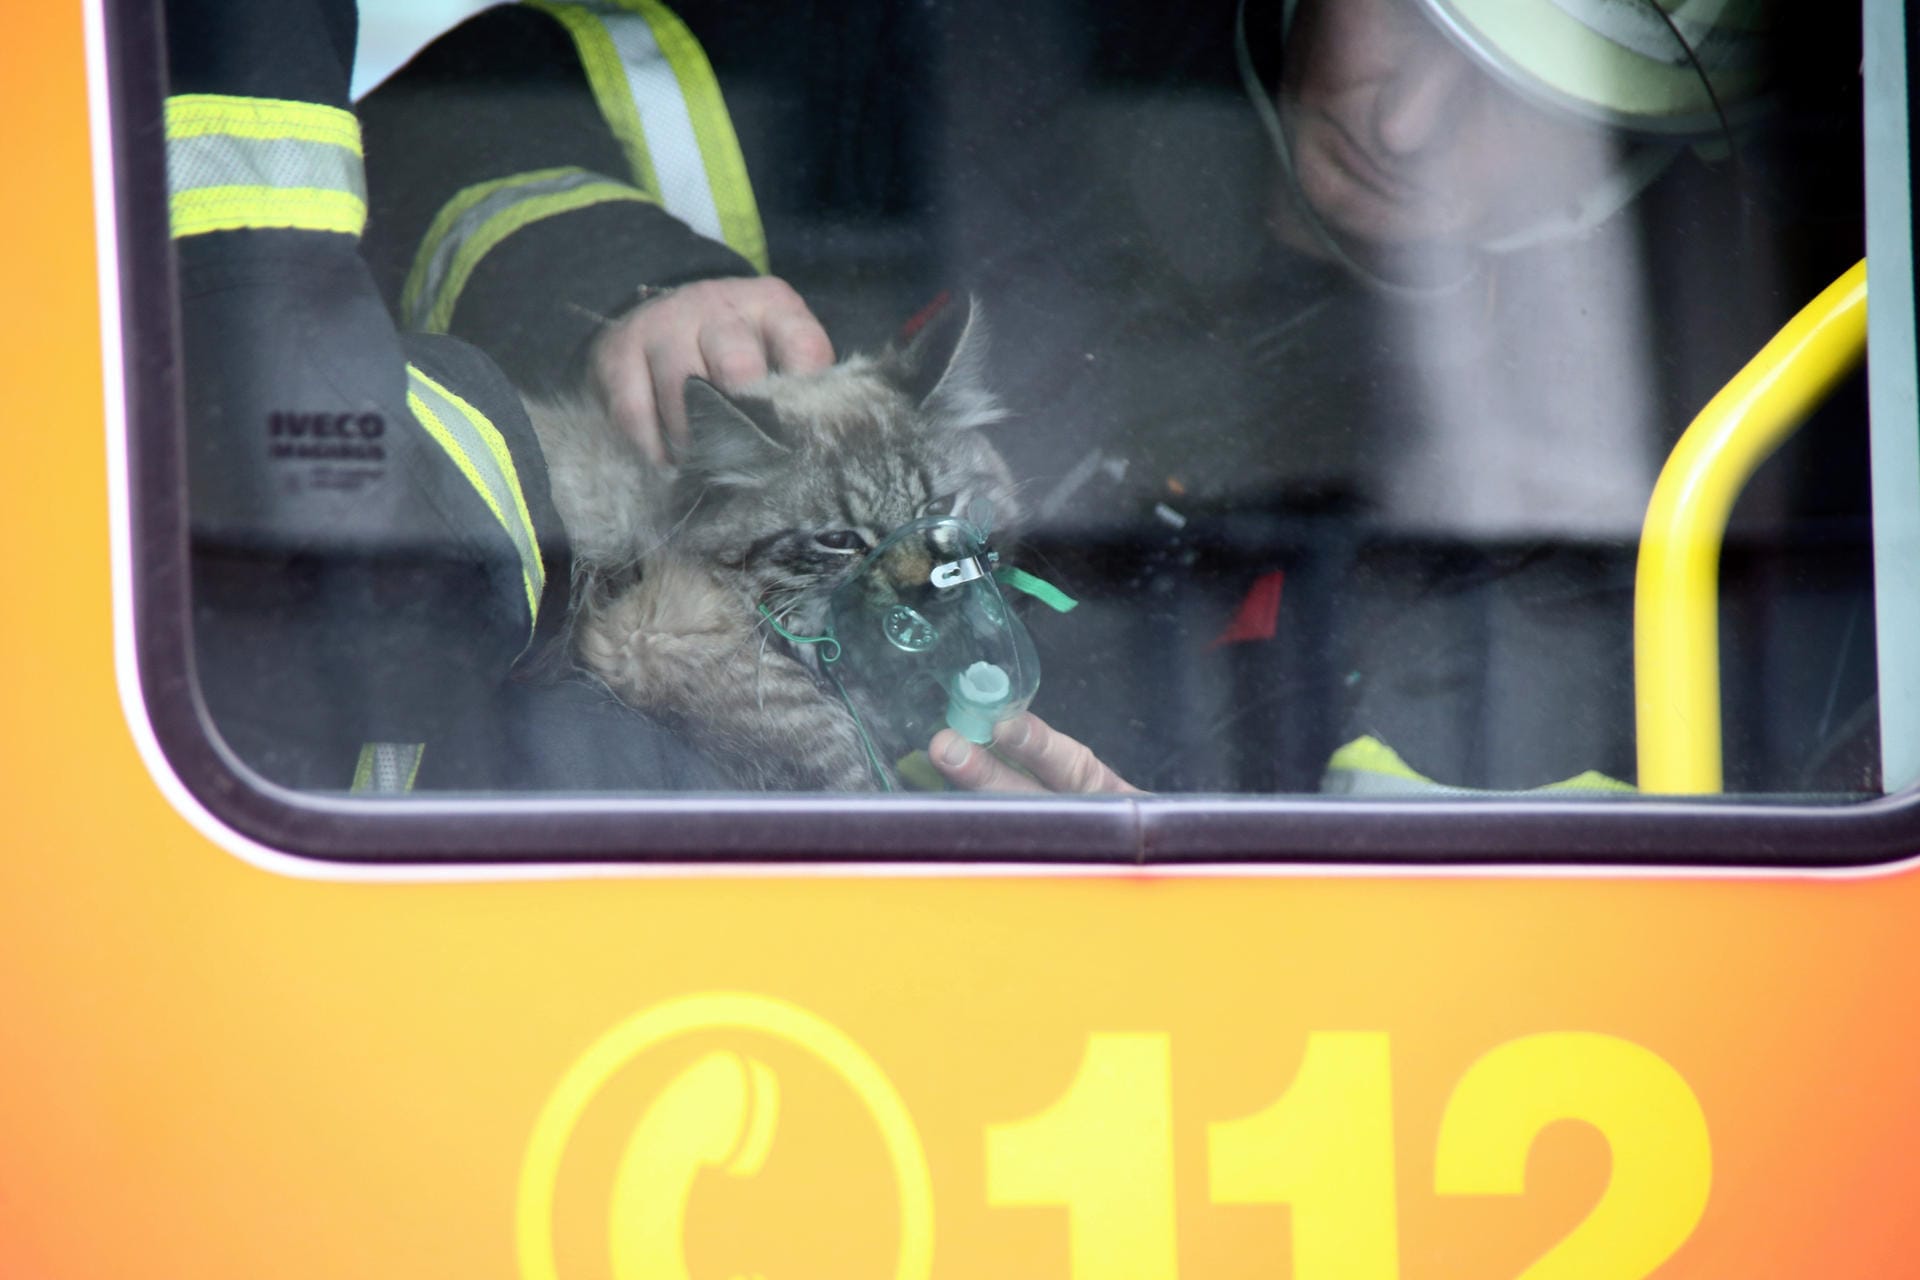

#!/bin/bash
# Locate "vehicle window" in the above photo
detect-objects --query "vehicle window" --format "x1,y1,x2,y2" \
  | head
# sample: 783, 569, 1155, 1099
122, 0, 1917, 860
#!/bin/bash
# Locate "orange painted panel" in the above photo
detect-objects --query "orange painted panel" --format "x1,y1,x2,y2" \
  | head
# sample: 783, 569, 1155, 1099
3, 5, 1917, 1279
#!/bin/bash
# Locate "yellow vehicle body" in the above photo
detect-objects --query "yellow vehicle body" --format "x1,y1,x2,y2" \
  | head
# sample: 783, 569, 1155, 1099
5, 5, 1918, 1278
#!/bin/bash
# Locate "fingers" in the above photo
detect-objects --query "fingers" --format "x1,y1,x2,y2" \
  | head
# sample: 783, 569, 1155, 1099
644, 336, 708, 454
931, 714, 1141, 795
595, 350, 666, 465
726, 275, 833, 374
998, 713, 1143, 794
589, 277, 831, 462
697, 317, 771, 392
762, 298, 835, 374
931, 728, 1052, 793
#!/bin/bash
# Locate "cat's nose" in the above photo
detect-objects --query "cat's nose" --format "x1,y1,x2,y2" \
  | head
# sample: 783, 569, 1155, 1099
878, 541, 934, 593
928, 522, 966, 557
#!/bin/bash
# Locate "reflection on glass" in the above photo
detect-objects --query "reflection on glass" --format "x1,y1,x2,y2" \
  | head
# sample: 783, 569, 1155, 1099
172, 0, 1875, 802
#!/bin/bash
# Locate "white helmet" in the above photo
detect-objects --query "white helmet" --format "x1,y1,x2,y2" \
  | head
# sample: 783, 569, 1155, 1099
1241, 0, 1775, 271
1415, 0, 1773, 139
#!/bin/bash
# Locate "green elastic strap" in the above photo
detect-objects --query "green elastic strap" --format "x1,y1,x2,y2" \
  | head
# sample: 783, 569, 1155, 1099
757, 604, 891, 791
757, 604, 841, 662
823, 664, 894, 793
994, 566, 1078, 613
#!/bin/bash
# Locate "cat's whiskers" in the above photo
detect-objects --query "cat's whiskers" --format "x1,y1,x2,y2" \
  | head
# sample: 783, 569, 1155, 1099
747, 588, 813, 712
754, 627, 775, 712
639, 485, 709, 559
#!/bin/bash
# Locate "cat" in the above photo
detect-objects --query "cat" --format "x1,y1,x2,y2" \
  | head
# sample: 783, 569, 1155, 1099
526, 297, 1019, 791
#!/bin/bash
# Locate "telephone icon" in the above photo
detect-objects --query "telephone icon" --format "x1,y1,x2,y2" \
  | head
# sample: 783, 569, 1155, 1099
608, 1050, 780, 1280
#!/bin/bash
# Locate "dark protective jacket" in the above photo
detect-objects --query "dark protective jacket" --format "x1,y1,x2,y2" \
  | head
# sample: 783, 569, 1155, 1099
167, 0, 723, 792
355, 1, 766, 396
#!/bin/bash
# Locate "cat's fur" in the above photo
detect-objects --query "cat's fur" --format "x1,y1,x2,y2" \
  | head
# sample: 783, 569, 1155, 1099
527, 298, 1018, 791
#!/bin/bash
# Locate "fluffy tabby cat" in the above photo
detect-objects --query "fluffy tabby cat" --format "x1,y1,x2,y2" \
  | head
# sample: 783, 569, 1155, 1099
527, 298, 1018, 791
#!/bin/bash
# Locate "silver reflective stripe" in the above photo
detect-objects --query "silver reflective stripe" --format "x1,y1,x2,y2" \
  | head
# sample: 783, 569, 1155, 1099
166, 132, 367, 204
402, 167, 644, 332
591, 4, 726, 243
352, 743, 425, 793
406, 366, 546, 634
164, 95, 369, 238
523, 0, 767, 268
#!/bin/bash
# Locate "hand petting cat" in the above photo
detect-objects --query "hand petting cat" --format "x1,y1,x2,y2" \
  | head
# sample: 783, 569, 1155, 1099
931, 713, 1142, 795
589, 276, 836, 464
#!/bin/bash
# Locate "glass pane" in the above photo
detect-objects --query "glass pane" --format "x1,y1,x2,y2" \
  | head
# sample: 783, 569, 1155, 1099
166, 0, 1888, 806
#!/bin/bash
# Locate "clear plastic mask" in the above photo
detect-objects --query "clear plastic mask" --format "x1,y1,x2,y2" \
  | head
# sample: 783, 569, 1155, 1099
826, 515, 1041, 749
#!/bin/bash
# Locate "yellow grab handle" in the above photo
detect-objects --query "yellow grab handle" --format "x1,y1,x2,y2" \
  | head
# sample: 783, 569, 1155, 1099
1635, 259, 1868, 794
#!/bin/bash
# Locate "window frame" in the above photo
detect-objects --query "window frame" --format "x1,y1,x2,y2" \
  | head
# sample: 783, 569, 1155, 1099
107, 0, 1920, 868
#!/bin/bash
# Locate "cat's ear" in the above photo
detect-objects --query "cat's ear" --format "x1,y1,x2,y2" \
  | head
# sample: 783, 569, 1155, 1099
893, 294, 1004, 430
679, 377, 791, 486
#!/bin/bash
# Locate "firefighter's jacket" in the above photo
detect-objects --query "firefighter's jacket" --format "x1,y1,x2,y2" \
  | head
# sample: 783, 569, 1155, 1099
166, 0, 729, 791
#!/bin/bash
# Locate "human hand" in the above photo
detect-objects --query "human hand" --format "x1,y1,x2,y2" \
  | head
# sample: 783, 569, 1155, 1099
589, 276, 834, 464
930, 712, 1142, 795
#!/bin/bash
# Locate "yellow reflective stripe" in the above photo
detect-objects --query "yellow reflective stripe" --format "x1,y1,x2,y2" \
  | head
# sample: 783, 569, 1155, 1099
1324, 735, 1433, 786
351, 742, 426, 793
169, 186, 366, 239
164, 94, 366, 239
1537, 770, 1636, 795
522, 0, 768, 271
402, 168, 655, 333
405, 366, 547, 634
626, 0, 768, 272
524, 0, 662, 195
1320, 736, 1634, 796
165, 94, 363, 151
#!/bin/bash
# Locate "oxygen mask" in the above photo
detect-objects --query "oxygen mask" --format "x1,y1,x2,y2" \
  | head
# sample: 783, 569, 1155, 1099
826, 513, 1041, 749
759, 509, 1074, 789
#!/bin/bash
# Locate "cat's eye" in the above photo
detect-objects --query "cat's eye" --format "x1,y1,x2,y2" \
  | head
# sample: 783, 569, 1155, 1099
813, 529, 872, 554
921, 492, 962, 519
